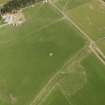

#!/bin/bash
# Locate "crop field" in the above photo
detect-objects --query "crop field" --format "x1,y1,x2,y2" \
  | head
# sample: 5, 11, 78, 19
0, 0, 105, 105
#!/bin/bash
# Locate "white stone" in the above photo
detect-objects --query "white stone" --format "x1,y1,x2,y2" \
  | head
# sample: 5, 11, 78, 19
49, 52, 54, 57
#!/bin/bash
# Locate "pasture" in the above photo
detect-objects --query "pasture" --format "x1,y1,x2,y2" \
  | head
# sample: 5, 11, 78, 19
67, 0, 105, 40
69, 54, 105, 105
40, 86, 70, 105
0, 0, 105, 105
0, 3, 85, 105
55, 0, 89, 10
40, 53, 105, 105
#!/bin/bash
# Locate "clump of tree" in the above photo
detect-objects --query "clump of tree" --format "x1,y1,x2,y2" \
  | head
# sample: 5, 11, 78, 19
0, 0, 43, 14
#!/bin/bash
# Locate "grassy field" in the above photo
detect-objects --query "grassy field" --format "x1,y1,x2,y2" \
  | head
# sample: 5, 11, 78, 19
96, 38, 105, 55
0, 3, 85, 105
0, 0, 105, 105
55, 0, 89, 10
69, 54, 105, 105
40, 53, 105, 105
40, 86, 70, 105
67, 0, 105, 40
38, 1, 105, 105
51, 0, 105, 57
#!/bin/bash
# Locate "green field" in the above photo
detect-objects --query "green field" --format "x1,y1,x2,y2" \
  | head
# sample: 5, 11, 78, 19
55, 0, 89, 10
0, 3, 85, 105
96, 38, 105, 55
67, 0, 105, 40
40, 86, 70, 105
40, 53, 105, 105
0, 0, 105, 105
69, 54, 105, 105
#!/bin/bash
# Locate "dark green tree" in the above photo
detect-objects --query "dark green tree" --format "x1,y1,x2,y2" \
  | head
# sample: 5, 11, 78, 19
0, 0, 43, 14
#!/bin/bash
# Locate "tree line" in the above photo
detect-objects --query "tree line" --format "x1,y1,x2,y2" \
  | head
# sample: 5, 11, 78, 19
0, 0, 43, 14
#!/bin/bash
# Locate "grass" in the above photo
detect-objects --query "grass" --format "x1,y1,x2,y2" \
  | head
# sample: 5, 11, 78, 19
0, 3, 85, 105
0, 0, 9, 4
36, 52, 105, 105
0, 0, 105, 105
40, 86, 70, 105
96, 38, 105, 55
58, 64, 87, 97
55, 0, 89, 10
68, 54, 105, 105
67, 0, 105, 40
